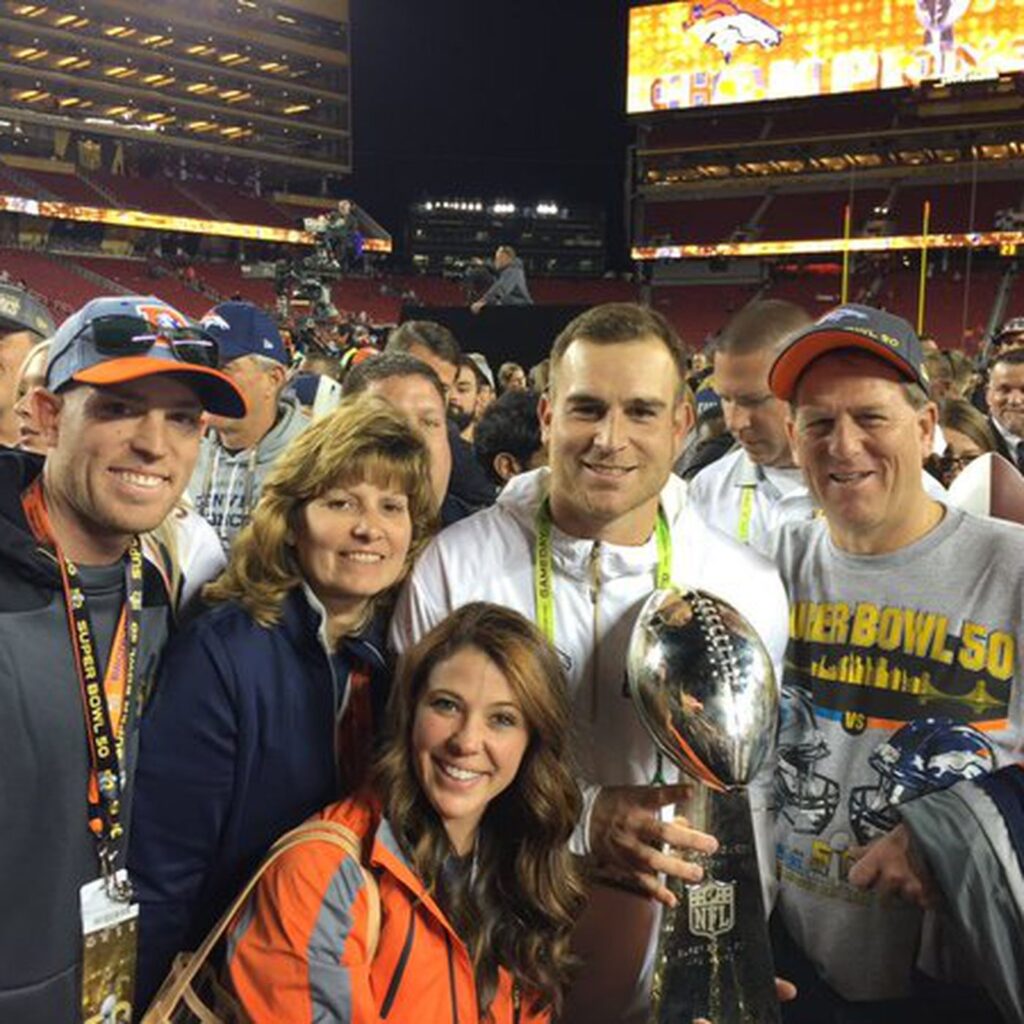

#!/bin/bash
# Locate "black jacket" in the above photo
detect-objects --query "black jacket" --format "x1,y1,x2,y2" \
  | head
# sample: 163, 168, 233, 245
988, 417, 1021, 469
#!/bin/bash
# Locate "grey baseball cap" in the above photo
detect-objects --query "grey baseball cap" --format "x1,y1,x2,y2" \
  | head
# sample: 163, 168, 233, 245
0, 283, 54, 339
466, 352, 495, 390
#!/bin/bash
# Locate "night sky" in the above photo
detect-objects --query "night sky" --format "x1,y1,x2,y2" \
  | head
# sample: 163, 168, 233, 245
348, 1, 634, 265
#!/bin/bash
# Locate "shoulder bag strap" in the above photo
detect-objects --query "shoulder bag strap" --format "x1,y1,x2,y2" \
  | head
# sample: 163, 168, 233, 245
155, 819, 371, 1008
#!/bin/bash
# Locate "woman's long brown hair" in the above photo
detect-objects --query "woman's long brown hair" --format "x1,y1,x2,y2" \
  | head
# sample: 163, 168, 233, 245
372, 603, 585, 1019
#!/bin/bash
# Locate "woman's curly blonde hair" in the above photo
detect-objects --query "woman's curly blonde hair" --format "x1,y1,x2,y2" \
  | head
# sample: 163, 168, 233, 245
204, 394, 437, 628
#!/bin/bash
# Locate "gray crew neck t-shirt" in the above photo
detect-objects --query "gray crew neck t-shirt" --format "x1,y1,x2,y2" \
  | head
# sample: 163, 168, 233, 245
768, 506, 1024, 1000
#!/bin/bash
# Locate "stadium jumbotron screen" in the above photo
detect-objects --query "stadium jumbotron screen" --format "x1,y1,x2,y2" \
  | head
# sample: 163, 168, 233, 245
628, 0, 1024, 113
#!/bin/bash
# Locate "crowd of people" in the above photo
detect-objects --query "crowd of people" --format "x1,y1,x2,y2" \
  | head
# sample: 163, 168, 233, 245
0, 274, 1022, 1024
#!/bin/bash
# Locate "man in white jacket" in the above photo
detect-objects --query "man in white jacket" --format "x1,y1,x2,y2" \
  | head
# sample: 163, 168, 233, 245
392, 302, 790, 1023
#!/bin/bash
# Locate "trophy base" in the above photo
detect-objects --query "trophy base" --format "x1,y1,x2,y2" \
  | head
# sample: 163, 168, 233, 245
653, 787, 781, 1024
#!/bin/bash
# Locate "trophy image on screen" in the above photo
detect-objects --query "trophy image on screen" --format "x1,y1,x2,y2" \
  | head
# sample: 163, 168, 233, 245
627, 587, 780, 1024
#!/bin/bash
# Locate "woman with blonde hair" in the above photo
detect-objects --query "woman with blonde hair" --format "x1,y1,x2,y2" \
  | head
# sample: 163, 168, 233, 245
129, 394, 437, 1010
227, 602, 585, 1023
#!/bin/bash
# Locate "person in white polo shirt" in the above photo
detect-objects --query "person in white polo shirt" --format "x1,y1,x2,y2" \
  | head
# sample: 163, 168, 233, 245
687, 300, 812, 554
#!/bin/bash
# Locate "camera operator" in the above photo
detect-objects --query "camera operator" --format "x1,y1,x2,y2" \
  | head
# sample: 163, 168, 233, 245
470, 245, 533, 312
324, 199, 360, 272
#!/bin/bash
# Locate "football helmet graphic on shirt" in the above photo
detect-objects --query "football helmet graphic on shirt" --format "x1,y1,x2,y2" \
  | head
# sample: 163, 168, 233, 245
773, 685, 841, 835
848, 717, 996, 846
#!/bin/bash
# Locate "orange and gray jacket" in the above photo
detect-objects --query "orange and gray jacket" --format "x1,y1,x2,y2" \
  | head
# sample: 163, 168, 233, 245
226, 796, 545, 1024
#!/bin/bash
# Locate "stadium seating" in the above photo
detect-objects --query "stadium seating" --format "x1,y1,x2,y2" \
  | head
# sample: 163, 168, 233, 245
71, 256, 211, 318
643, 196, 761, 244
874, 267, 1003, 350
761, 272, 847, 312
650, 283, 760, 346
0, 247, 102, 319
528, 278, 637, 305
16, 169, 109, 207
197, 263, 278, 307
758, 188, 889, 241
891, 181, 1024, 234
83, 172, 212, 220
185, 182, 295, 228
1002, 271, 1024, 325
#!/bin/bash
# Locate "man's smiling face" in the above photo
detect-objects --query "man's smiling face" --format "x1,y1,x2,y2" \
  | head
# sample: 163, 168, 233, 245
788, 350, 936, 553
540, 335, 690, 545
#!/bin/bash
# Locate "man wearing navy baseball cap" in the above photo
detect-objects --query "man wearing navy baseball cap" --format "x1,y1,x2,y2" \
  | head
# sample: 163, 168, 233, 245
0, 294, 245, 1024
187, 300, 309, 550
764, 304, 1024, 1022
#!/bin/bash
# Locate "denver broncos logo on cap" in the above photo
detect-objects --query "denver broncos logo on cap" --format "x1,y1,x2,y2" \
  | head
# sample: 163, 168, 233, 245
819, 307, 869, 325
200, 311, 232, 332
136, 303, 190, 332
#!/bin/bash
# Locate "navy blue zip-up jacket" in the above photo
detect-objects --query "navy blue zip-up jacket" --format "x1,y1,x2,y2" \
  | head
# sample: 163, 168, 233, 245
128, 587, 390, 1010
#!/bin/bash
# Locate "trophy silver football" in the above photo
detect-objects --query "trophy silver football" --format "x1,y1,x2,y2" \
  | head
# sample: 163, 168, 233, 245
627, 587, 781, 1024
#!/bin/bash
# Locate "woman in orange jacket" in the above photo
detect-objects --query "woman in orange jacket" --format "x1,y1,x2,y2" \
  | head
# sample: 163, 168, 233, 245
226, 602, 585, 1023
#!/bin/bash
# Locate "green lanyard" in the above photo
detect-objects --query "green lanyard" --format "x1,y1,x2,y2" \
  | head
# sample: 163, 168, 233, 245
532, 498, 673, 645
533, 499, 674, 786
737, 485, 756, 545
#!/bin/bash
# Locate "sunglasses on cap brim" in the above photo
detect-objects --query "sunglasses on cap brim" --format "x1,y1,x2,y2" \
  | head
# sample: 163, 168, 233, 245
77, 314, 220, 369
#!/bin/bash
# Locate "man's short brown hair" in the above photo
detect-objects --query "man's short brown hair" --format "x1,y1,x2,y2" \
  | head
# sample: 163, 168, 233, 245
550, 303, 691, 404
716, 299, 812, 358
386, 320, 461, 366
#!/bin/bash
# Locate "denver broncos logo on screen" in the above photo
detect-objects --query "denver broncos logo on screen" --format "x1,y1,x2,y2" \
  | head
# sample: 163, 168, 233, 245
684, 1, 782, 64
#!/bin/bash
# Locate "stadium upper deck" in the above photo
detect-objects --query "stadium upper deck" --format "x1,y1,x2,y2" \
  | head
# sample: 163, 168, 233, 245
0, 0, 348, 179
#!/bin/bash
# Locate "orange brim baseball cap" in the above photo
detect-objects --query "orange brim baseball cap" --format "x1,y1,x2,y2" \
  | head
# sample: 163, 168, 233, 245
73, 355, 247, 418
46, 296, 247, 418
768, 303, 929, 401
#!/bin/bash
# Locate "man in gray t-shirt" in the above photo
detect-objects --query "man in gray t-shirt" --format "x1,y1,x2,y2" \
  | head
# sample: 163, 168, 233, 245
764, 304, 1023, 1023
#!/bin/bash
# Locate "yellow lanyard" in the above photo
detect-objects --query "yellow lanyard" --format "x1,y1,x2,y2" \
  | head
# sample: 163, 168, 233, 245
533, 499, 673, 645
737, 485, 756, 545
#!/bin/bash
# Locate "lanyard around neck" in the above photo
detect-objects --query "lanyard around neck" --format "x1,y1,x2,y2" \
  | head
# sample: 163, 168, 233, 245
533, 498, 672, 645
737, 485, 756, 545
21, 476, 143, 898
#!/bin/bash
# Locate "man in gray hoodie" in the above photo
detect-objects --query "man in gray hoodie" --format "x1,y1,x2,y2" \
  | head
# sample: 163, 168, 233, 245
188, 301, 308, 551
470, 245, 533, 311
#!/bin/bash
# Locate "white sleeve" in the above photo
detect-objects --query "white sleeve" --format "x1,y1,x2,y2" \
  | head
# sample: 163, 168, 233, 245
389, 542, 454, 654
177, 514, 227, 609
